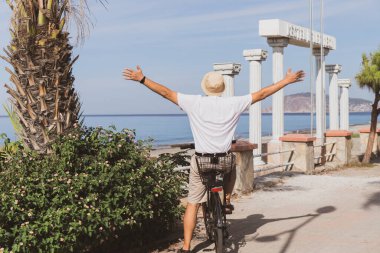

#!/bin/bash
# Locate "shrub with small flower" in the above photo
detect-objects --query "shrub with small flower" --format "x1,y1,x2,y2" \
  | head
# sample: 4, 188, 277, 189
0, 126, 188, 252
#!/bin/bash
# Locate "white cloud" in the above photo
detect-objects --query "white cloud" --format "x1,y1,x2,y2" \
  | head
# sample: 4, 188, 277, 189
0, 0, 378, 115
94, 1, 307, 36
325, 0, 377, 17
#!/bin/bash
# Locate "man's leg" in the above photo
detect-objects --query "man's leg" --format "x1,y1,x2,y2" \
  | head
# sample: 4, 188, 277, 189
182, 203, 200, 250
223, 167, 236, 208
182, 155, 207, 251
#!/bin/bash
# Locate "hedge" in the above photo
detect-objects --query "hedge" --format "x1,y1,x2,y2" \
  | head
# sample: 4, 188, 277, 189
0, 126, 188, 252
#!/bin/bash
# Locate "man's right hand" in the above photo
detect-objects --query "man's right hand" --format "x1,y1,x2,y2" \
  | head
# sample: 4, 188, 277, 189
123, 65, 145, 82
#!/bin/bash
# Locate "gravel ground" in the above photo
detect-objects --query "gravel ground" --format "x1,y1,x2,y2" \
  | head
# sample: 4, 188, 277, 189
154, 163, 380, 253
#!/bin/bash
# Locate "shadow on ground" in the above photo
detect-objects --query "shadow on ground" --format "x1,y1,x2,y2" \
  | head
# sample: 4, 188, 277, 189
363, 191, 380, 209
192, 206, 336, 253
253, 172, 306, 192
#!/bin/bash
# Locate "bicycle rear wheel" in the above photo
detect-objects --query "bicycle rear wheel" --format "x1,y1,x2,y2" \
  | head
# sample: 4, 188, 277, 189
202, 202, 213, 241
212, 193, 224, 253
214, 227, 223, 253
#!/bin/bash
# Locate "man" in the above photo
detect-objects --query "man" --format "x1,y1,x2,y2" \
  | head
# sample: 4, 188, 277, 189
123, 66, 304, 252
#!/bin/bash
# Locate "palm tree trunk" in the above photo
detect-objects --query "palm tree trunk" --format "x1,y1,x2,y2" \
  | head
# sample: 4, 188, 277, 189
37, 0, 46, 26
2, 0, 82, 153
362, 93, 380, 163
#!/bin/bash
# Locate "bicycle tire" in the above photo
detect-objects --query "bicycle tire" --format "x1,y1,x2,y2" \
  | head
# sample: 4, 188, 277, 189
212, 193, 224, 253
214, 227, 224, 253
202, 202, 213, 241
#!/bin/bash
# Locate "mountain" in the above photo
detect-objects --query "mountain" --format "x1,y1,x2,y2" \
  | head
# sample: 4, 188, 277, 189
262, 92, 372, 113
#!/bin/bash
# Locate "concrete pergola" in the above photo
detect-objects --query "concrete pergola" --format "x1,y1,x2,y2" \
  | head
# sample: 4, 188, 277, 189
259, 19, 337, 141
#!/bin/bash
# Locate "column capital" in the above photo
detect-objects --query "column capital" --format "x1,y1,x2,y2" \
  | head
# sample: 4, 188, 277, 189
338, 78, 351, 88
213, 63, 241, 75
243, 49, 268, 61
313, 47, 330, 56
267, 37, 289, 48
326, 64, 342, 74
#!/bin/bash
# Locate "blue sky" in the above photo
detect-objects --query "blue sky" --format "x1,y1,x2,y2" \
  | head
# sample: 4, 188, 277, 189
0, 0, 379, 116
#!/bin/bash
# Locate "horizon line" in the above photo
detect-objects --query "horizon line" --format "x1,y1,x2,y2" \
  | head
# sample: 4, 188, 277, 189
0, 111, 372, 118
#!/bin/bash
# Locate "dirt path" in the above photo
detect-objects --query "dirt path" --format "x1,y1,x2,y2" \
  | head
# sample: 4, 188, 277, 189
156, 164, 380, 253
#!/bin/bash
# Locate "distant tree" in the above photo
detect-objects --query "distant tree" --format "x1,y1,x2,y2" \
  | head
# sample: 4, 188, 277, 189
1, 0, 105, 153
355, 49, 380, 163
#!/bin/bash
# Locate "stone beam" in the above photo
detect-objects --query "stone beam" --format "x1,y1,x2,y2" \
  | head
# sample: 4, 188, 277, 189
259, 19, 336, 50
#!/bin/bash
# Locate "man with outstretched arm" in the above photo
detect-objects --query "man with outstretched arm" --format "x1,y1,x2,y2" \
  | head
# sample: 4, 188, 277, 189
123, 66, 304, 253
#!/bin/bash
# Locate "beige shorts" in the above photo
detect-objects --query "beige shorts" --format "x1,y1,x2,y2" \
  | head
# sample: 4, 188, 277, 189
187, 155, 207, 204
187, 154, 236, 204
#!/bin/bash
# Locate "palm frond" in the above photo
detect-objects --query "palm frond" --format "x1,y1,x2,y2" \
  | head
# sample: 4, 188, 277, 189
3, 103, 22, 139
356, 50, 380, 93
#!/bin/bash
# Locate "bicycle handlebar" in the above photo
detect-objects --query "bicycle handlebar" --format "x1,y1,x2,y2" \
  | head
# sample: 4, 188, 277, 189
171, 140, 238, 150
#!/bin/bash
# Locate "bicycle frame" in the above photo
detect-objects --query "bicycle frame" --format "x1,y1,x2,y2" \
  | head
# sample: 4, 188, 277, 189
195, 153, 235, 252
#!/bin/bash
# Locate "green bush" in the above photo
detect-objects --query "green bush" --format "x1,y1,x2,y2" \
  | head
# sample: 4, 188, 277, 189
0, 127, 188, 252
351, 133, 360, 138
0, 134, 23, 160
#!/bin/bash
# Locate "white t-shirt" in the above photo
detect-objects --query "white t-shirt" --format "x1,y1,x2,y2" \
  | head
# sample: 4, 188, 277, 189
178, 93, 252, 153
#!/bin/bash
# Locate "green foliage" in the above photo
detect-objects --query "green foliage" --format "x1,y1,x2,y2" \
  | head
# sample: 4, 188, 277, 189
355, 48, 380, 163
0, 134, 23, 160
355, 49, 380, 93
0, 127, 188, 252
351, 133, 360, 138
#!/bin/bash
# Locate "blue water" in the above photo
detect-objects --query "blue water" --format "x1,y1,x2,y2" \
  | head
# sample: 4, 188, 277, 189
0, 112, 372, 146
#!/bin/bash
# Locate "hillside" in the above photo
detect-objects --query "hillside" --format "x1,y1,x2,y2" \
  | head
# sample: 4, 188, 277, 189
262, 92, 372, 113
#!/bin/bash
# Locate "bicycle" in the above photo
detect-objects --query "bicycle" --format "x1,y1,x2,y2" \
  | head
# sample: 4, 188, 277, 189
195, 152, 236, 253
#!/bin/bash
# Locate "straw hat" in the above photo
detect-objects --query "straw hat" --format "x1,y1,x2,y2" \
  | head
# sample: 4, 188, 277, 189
201, 71, 225, 96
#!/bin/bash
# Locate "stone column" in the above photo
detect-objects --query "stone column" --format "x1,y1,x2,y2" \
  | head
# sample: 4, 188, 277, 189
213, 63, 241, 97
313, 48, 330, 139
243, 49, 268, 165
326, 64, 342, 130
267, 38, 289, 140
339, 79, 351, 130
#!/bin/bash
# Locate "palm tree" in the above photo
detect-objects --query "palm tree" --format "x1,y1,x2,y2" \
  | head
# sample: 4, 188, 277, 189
355, 49, 380, 163
1, 0, 104, 153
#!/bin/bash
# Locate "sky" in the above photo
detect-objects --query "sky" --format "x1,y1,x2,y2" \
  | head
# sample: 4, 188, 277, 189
0, 0, 379, 116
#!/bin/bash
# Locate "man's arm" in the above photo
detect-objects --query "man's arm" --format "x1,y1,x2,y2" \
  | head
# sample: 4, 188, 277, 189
123, 66, 178, 105
251, 69, 305, 104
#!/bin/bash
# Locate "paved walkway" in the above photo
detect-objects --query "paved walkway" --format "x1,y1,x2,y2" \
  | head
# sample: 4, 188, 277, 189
159, 165, 380, 253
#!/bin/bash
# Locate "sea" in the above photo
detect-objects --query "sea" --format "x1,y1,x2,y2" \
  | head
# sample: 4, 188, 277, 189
0, 112, 372, 147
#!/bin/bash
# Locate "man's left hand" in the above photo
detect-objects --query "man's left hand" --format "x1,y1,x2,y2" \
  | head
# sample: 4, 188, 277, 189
284, 69, 305, 84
